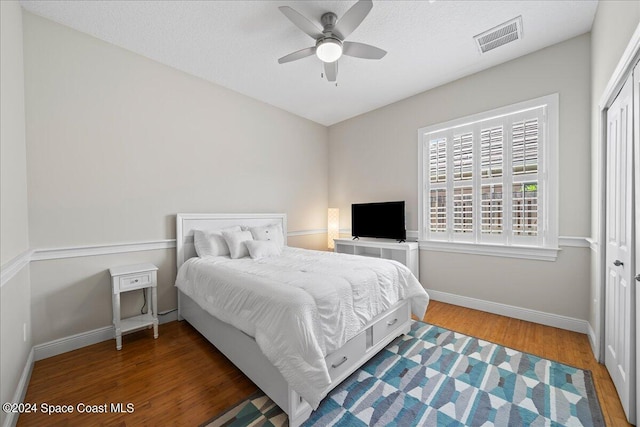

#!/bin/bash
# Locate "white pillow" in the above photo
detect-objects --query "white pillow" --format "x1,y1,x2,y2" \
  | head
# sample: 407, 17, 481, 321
221, 230, 253, 259
193, 226, 241, 257
245, 240, 282, 259
249, 223, 284, 248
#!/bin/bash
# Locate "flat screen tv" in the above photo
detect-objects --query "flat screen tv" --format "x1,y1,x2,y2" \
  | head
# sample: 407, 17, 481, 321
352, 201, 406, 241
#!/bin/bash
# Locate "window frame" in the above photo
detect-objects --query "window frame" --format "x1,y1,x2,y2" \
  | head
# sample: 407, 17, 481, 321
417, 94, 559, 261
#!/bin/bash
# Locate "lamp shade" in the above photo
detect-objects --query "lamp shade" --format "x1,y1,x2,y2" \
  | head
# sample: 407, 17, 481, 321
327, 208, 339, 250
316, 38, 343, 63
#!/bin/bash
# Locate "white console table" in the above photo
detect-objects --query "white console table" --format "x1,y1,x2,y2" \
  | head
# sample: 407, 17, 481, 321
333, 238, 419, 278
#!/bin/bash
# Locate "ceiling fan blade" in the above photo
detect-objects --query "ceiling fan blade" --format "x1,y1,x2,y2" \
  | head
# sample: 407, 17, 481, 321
343, 41, 386, 60
278, 47, 317, 64
278, 6, 323, 40
324, 61, 337, 82
333, 0, 373, 40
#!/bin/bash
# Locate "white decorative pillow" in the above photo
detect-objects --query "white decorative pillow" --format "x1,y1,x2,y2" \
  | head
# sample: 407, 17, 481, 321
249, 223, 284, 248
245, 240, 282, 260
193, 226, 241, 257
221, 230, 253, 259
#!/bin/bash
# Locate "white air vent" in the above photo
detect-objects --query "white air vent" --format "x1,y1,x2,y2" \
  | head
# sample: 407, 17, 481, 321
474, 16, 522, 54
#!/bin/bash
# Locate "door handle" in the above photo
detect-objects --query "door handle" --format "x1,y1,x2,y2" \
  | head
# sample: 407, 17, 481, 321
636, 273, 640, 282
613, 260, 624, 267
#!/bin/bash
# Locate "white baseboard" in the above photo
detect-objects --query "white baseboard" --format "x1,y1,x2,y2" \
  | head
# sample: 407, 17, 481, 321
34, 310, 179, 361
3, 348, 34, 427
427, 289, 589, 334
34, 325, 114, 361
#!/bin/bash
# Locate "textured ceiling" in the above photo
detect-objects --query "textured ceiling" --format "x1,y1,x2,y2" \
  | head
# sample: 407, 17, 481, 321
20, 0, 598, 126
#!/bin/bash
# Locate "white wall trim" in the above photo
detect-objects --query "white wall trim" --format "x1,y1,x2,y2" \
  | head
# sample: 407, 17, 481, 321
418, 235, 590, 261
598, 22, 640, 109
31, 239, 177, 261
586, 238, 598, 252
34, 326, 114, 361
33, 310, 178, 361
340, 230, 587, 248
419, 240, 560, 261
287, 228, 326, 237
587, 323, 598, 361
593, 21, 640, 372
28, 229, 325, 262
0, 249, 32, 288
3, 348, 34, 427
558, 236, 591, 248
427, 289, 589, 334
17, 232, 588, 265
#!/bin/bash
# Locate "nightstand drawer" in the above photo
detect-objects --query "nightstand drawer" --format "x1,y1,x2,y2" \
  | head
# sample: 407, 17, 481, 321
118, 272, 153, 292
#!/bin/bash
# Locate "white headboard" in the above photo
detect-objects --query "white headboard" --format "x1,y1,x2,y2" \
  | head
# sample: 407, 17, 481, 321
176, 213, 287, 269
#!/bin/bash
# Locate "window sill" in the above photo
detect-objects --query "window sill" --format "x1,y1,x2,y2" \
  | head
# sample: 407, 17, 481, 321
418, 240, 560, 261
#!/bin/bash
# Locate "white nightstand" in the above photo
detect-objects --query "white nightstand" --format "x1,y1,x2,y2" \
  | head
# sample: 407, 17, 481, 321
109, 262, 158, 350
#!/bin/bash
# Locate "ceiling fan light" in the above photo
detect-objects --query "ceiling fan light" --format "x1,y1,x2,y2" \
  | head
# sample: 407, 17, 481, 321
316, 38, 343, 63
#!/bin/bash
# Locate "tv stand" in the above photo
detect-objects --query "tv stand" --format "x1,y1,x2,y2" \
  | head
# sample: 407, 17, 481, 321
333, 238, 419, 278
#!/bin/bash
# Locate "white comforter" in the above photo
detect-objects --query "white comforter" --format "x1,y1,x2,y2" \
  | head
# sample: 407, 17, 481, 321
175, 247, 429, 408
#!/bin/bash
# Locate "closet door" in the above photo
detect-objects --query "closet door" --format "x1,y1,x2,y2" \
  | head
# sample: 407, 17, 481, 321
605, 72, 635, 424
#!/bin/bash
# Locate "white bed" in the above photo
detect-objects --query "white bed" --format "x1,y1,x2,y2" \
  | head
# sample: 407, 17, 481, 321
175, 213, 429, 427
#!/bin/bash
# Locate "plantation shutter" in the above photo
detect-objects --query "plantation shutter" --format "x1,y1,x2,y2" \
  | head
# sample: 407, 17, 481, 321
421, 97, 552, 250
427, 136, 448, 234
479, 124, 504, 241
509, 109, 544, 245
452, 132, 473, 236
429, 137, 447, 183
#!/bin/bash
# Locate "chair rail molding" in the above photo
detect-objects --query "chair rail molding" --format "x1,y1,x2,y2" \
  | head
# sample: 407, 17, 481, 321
0, 249, 33, 288
3, 229, 326, 265
287, 228, 327, 237
31, 240, 177, 261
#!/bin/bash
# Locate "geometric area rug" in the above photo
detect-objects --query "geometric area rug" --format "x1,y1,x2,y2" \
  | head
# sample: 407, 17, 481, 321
202, 321, 604, 427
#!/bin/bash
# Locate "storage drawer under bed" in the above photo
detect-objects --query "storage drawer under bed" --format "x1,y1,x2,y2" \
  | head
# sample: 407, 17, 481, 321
372, 303, 408, 346
325, 330, 366, 381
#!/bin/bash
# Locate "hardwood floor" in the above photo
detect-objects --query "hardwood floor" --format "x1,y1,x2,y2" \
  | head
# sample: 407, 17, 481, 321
17, 301, 630, 426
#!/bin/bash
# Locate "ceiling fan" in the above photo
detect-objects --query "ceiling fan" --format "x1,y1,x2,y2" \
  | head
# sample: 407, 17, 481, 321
277, 0, 386, 82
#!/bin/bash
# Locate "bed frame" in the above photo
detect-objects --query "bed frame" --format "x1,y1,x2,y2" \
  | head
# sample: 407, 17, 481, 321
176, 213, 412, 427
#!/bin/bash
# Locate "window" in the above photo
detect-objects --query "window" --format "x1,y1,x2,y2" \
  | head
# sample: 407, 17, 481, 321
418, 94, 558, 260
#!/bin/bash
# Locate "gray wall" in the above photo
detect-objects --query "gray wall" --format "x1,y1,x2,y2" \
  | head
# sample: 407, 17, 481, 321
589, 1, 640, 343
0, 1, 32, 424
329, 34, 592, 320
23, 12, 329, 345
